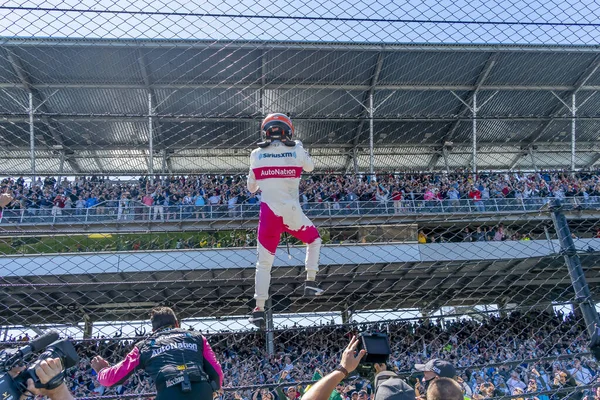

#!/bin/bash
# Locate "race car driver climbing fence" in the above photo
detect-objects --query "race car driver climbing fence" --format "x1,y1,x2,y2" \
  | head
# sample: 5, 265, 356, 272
248, 113, 323, 327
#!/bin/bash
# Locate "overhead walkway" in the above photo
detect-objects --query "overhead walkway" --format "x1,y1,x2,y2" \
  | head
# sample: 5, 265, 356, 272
1, 238, 598, 325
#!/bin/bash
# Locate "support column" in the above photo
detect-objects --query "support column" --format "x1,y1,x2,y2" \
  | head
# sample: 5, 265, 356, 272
266, 298, 274, 356
148, 92, 154, 184
83, 314, 93, 339
58, 150, 65, 188
498, 300, 507, 318
551, 200, 599, 336
29, 92, 35, 185
161, 149, 167, 174
369, 93, 374, 179
571, 93, 576, 172
472, 92, 477, 174
341, 305, 352, 324
442, 147, 450, 174
529, 147, 538, 172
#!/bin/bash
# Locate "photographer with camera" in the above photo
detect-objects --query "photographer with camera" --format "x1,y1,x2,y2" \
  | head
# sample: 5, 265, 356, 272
10, 357, 74, 400
1, 331, 79, 400
91, 306, 223, 400
304, 334, 416, 400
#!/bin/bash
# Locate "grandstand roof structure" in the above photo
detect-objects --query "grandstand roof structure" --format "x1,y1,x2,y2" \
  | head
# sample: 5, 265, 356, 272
1, 38, 600, 174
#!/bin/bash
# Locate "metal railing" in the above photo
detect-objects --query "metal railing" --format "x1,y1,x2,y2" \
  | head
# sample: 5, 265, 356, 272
0, 197, 598, 226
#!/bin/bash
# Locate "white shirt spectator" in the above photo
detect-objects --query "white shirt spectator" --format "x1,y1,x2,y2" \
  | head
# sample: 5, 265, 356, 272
507, 376, 526, 394
569, 365, 593, 385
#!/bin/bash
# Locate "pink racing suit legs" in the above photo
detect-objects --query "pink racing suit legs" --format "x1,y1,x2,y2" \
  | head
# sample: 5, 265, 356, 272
255, 202, 321, 303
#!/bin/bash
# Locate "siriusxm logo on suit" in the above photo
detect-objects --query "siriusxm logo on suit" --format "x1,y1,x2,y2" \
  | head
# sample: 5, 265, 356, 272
259, 151, 297, 160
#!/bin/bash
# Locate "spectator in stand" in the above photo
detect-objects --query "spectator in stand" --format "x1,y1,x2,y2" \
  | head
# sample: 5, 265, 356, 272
75, 195, 86, 215
461, 227, 473, 242
447, 186, 460, 211
195, 191, 207, 219
85, 192, 98, 211
141, 192, 154, 220
469, 185, 484, 212
183, 191, 194, 218
569, 359, 594, 386
391, 188, 402, 214
51, 191, 66, 216
152, 188, 165, 221
494, 224, 507, 241
474, 227, 485, 242
208, 191, 221, 217
507, 371, 527, 394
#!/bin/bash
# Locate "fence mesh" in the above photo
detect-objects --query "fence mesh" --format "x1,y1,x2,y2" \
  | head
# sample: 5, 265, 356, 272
1, 1, 600, 400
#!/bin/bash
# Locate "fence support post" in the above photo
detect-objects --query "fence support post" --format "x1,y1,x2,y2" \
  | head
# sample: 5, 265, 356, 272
550, 199, 599, 337
266, 298, 275, 356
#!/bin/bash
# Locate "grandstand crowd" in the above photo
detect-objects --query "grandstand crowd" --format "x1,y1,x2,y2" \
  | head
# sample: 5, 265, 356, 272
1, 170, 600, 220
4, 309, 594, 400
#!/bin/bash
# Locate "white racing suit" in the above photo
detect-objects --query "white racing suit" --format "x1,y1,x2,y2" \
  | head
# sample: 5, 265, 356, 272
247, 141, 321, 304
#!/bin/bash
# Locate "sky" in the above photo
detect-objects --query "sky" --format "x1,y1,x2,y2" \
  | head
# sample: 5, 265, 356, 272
0, 0, 599, 44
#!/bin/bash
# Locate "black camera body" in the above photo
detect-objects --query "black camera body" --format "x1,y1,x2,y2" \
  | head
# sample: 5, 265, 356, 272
0, 334, 79, 399
355, 332, 391, 377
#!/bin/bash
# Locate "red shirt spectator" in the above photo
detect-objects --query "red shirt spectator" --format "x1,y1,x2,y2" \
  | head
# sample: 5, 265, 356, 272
469, 188, 482, 202
53, 195, 65, 208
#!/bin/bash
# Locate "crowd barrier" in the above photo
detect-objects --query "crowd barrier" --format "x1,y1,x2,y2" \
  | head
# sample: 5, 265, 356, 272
1, 197, 599, 225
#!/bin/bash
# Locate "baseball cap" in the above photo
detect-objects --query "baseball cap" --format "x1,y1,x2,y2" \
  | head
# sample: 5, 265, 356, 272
414, 359, 457, 378
374, 371, 416, 400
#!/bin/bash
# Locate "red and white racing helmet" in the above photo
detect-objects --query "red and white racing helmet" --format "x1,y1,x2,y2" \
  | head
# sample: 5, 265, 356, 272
259, 113, 295, 147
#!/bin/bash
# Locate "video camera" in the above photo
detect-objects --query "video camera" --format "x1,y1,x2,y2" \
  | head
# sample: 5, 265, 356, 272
0, 331, 79, 399
355, 332, 391, 378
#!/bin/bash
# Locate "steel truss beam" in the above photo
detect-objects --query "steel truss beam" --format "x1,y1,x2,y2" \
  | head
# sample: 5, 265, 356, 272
524, 54, 600, 145
4, 49, 83, 173
2, 82, 600, 92
344, 52, 385, 172
1, 141, 599, 153
443, 53, 497, 145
